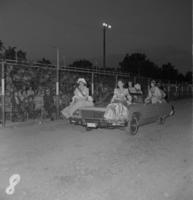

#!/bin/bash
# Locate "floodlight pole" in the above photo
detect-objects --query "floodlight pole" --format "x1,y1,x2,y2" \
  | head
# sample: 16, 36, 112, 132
103, 26, 106, 69
102, 22, 111, 70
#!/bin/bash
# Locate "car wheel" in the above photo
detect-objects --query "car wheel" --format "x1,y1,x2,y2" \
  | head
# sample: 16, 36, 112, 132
85, 127, 92, 131
159, 116, 166, 125
169, 105, 175, 116
126, 115, 139, 135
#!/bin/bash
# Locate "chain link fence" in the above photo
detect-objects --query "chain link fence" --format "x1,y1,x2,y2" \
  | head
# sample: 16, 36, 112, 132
0, 60, 192, 126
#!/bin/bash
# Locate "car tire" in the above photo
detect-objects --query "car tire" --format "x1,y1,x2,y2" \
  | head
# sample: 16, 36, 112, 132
85, 127, 92, 131
169, 105, 175, 116
126, 115, 139, 135
159, 116, 166, 125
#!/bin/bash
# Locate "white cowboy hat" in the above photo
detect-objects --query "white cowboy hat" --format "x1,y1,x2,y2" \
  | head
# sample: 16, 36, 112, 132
77, 78, 87, 84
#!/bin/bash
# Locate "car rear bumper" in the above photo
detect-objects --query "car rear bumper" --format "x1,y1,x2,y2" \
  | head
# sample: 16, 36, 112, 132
69, 117, 127, 129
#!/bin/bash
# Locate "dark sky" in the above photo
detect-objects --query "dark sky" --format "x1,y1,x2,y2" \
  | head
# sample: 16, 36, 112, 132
0, 0, 192, 73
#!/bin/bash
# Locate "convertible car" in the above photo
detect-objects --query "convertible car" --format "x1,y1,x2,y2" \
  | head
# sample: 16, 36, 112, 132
69, 92, 175, 135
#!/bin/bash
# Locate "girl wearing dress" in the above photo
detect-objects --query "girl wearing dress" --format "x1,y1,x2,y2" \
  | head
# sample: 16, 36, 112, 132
104, 80, 132, 121
61, 78, 93, 119
145, 80, 166, 104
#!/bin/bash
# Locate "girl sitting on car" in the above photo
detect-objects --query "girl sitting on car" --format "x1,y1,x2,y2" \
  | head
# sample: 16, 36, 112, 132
61, 78, 93, 119
104, 79, 132, 121
145, 80, 166, 104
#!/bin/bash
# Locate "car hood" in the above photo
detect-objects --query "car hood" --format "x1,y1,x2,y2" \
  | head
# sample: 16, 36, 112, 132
77, 106, 106, 119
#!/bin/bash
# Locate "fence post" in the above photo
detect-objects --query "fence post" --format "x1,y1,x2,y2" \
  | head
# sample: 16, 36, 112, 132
182, 84, 185, 97
167, 81, 170, 100
56, 48, 60, 120
115, 74, 118, 87
91, 72, 94, 96
1, 61, 5, 127
134, 76, 137, 84
176, 81, 179, 98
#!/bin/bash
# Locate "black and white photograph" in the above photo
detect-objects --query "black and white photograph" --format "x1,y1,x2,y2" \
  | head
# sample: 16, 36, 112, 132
0, 0, 192, 199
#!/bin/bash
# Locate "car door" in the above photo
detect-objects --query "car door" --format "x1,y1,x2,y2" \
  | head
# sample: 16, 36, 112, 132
142, 103, 159, 124
157, 101, 170, 117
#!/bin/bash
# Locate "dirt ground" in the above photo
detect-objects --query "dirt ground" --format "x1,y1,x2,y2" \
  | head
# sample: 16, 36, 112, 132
0, 99, 192, 200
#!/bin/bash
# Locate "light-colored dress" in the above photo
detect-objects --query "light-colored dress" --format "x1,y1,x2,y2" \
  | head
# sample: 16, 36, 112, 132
104, 88, 132, 121
145, 86, 165, 104
61, 86, 93, 118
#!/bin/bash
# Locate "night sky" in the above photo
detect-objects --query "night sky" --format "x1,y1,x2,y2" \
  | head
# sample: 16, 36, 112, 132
0, 0, 192, 73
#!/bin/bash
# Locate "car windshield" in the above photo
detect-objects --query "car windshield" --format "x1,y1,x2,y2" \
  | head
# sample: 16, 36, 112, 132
130, 93, 144, 103
95, 92, 113, 106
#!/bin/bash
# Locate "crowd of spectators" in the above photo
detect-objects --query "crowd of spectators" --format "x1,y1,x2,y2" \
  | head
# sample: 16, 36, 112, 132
1, 66, 114, 122
9, 86, 54, 121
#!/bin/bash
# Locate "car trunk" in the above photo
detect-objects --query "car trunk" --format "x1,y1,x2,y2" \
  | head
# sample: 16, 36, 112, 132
80, 107, 106, 119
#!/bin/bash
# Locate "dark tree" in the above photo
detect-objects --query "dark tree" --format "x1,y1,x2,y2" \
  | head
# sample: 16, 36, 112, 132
119, 54, 131, 73
177, 73, 185, 83
140, 59, 161, 79
184, 71, 192, 84
161, 63, 179, 82
70, 59, 93, 69
5, 46, 17, 60
0, 40, 5, 53
0, 40, 3, 50
119, 53, 161, 79
17, 49, 27, 62
0, 42, 27, 61
37, 58, 52, 65
0, 40, 5, 59
129, 53, 147, 75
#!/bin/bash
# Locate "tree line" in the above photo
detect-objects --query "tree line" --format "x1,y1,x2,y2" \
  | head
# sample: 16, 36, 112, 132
0, 40, 192, 84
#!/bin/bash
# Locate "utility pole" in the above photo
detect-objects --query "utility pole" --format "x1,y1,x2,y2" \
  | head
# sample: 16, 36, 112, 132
49, 45, 65, 120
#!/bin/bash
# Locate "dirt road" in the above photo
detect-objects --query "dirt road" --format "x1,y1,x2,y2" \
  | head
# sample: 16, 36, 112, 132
0, 99, 192, 200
